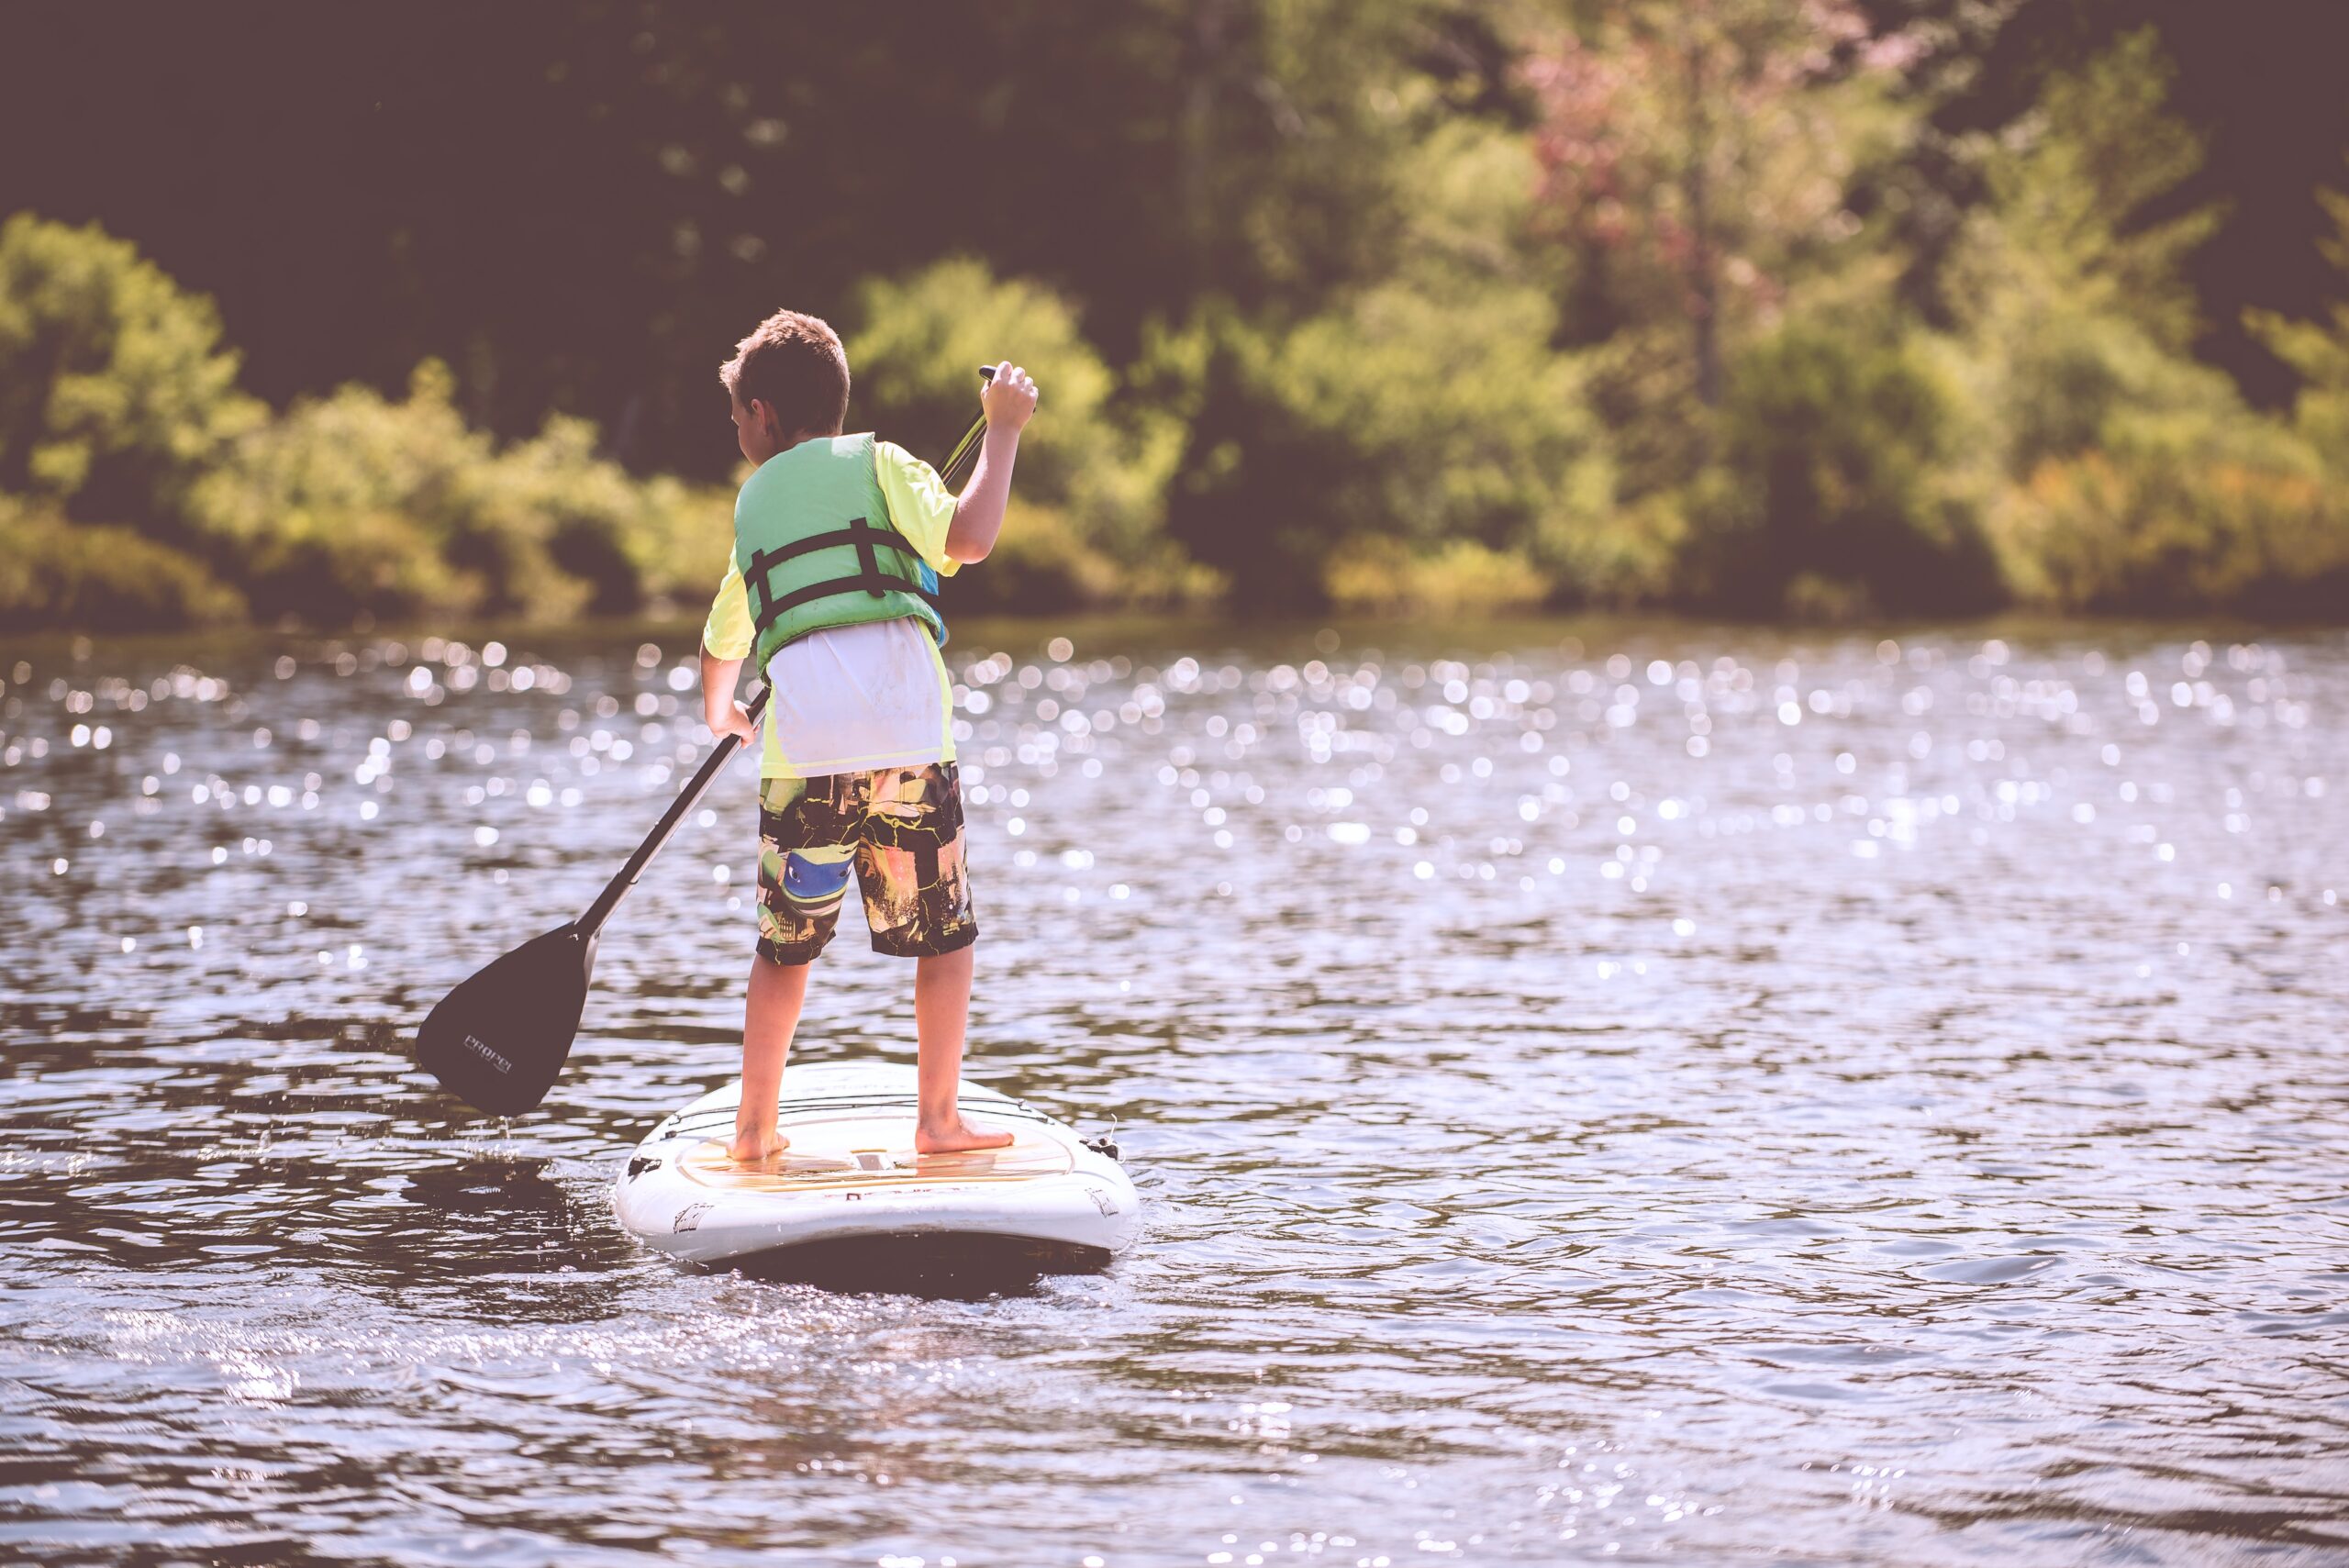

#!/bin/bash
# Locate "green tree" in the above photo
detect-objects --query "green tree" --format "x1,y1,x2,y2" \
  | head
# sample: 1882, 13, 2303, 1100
187, 362, 479, 623
2247, 176, 2349, 477
1522, 0, 1913, 502
0, 214, 262, 534
1157, 116, 1624, 611
1953, 38, 2349, 613
1938, 29, 2221, 481
0, 495, 244, 632
847, 258, 1200, 610
1684, 316, 1998, 616
191, 360, 727, 625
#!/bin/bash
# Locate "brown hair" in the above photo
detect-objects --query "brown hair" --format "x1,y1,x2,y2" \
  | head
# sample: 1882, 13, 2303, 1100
719, 308, 850, 437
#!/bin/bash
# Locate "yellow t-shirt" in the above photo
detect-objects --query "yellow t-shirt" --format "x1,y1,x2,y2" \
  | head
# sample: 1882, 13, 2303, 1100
703, 439, 963, 779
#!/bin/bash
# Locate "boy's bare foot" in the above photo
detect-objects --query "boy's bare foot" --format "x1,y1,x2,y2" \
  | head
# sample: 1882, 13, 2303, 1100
728, 1132, 788, 1163
914, 1116, 1015, 1155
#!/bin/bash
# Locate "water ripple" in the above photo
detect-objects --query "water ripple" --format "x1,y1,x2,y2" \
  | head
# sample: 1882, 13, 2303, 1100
2, 622, 2344, 1565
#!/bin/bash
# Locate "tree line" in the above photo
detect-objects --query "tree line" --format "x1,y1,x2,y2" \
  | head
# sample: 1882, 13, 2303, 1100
4, 0, 2347, 630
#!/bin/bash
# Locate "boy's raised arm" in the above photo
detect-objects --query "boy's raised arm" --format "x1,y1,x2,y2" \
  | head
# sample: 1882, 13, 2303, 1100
944, 361, 1039, 564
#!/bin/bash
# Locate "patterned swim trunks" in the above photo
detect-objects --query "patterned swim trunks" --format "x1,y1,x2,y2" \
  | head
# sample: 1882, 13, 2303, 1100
754, 762, 977, 963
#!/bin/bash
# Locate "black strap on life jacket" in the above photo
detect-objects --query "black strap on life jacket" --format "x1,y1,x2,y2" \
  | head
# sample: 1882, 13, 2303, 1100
746, 516, 941, 640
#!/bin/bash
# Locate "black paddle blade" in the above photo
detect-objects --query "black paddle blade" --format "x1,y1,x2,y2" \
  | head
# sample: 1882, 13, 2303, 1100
415, 923, 597, 1116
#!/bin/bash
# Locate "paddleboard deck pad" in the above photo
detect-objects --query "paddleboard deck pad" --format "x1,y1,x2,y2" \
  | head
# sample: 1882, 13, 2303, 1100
614, 1062, 1138, 1271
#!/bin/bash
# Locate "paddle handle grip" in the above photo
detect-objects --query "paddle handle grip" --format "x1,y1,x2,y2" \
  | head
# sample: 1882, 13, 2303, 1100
937, 365, 998, 489
577, 684, 771, 940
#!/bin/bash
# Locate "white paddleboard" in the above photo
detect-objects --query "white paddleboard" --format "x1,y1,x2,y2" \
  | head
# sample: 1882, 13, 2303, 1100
614, 1062, 1139, 1269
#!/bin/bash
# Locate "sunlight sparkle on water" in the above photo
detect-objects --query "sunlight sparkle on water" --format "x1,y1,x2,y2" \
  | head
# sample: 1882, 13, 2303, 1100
0, 624, 2341, 1563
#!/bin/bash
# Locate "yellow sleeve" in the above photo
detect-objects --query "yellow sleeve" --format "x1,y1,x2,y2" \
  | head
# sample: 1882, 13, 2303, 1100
702, 555, 755, 660
874, 439, 962, 578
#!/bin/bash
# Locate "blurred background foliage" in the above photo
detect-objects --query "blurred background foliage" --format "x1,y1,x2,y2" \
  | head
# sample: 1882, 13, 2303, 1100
2, 0, 2346, 631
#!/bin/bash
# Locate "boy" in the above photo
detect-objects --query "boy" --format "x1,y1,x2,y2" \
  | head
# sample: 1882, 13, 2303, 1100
699, 307, 1038, 1162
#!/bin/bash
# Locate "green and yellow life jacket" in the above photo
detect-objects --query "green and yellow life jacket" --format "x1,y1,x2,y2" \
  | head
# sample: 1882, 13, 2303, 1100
733, 433, 948, 673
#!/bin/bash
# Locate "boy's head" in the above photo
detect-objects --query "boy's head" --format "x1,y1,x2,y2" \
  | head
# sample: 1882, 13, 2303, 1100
720, 308, 850, 463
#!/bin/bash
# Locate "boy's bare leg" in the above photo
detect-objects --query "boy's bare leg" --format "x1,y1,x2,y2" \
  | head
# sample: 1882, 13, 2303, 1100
912, 942, 1013, 1154
731, 953, 810, 1162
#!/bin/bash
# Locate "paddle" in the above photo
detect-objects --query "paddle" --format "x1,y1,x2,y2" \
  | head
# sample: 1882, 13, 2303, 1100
416, 369, 997, 1115
936, 367, 997, 487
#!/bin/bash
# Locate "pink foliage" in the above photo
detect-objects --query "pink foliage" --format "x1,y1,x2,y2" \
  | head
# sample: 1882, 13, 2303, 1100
1520, 0, 1895, 332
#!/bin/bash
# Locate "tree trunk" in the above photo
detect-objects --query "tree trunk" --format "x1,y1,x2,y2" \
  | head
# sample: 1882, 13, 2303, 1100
1179, 0, 1230, 294
1684, 30, 1722, 411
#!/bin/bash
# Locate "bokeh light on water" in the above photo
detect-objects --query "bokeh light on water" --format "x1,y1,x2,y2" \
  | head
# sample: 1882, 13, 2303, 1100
1, 619, 2344, 1566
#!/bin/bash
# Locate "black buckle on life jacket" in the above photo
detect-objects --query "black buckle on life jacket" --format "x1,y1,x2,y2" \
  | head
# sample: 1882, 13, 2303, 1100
747, 517, 941, 639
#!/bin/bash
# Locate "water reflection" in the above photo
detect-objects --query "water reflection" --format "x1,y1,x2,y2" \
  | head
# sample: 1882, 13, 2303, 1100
1, 620, 2344, 1564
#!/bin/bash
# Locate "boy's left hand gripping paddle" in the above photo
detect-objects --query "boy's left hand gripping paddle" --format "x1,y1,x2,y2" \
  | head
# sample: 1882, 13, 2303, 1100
415, 687, 769, 1115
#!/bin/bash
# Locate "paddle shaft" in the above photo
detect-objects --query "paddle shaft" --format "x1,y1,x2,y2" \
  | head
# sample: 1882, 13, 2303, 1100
573, 374, 996, 941
938, 365, 997, 488
575, 685, 765, 939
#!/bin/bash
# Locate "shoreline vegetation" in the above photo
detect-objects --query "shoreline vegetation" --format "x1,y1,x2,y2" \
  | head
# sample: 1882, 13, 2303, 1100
6, 28, 2349, 636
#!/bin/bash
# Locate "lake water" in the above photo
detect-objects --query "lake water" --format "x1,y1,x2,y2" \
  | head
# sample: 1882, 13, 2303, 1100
2, 617, 2344, 1567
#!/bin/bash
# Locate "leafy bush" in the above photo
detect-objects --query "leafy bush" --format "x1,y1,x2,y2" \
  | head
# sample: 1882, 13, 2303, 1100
481, 413, 731, 614
0, 214, 263, 534
189, 361, 506, 621
1684, 320, 1999, 617
2248, 184, 2349, 479
1989, 421, 2349, 616
845, 258, 1195, 610
1164, 280, 1613, 610
1326, 539, 1553, 614
191, 361, 729, 624
1540, 490, 1687, 608
0, 496, 244, 631
1158, 117, 1623, 613
1936, 30, 2235, 484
